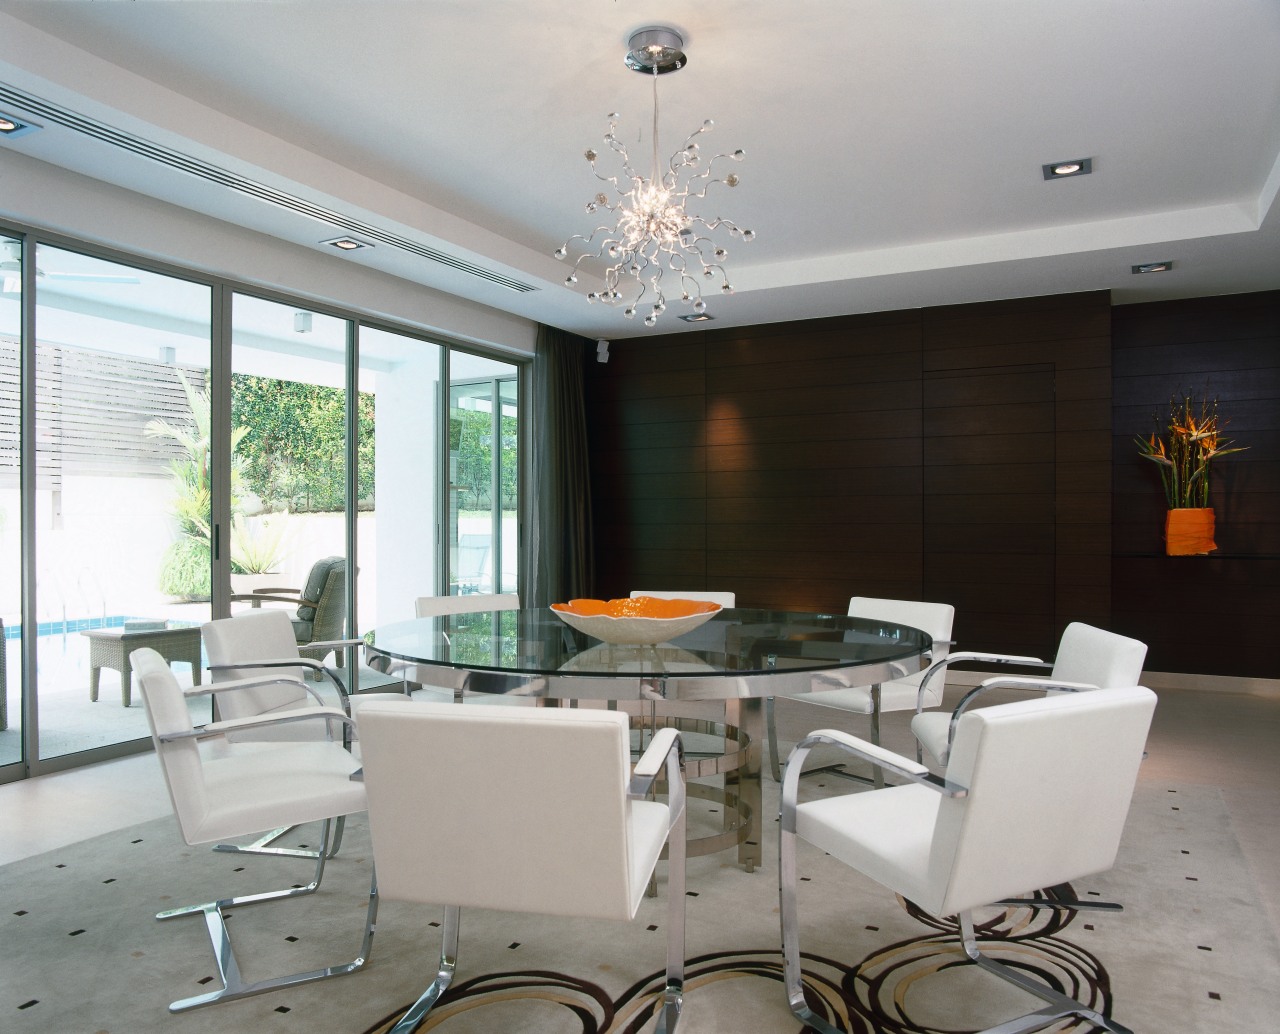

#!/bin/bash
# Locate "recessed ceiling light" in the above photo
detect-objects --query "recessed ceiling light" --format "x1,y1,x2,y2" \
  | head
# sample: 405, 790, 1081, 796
0, 111, 40, 139
1131, 261, 1173, 274
322, 236, 370, 251
678, 313, 715, 323
1042, 157, 1093, 180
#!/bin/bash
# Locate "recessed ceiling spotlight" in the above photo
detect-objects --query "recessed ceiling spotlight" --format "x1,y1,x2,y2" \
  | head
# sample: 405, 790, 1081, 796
678, 313, 715, 323
0, 111, 40, 139
1131, 261, 1173, 274
1042, 157, 1093, 180
322, 236, 370, 251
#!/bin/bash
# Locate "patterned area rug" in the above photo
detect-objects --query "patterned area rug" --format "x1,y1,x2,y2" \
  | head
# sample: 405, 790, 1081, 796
2, 778, 1277, 1033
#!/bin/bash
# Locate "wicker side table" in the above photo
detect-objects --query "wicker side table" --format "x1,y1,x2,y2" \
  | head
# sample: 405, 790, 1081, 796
81, 625, 203, 707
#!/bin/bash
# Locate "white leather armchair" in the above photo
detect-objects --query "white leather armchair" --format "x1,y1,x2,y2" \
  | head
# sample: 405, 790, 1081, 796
131, 647, 379, 1013
356, 699, 687, 1034
779, 685, 1157, 1034
911, 621, 1148, 767
201, 607, 405, 857
405, 592, 523, 702
767, 596, 956, 784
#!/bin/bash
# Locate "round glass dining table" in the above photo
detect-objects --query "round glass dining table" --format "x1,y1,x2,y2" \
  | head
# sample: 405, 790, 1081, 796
363, 606, 930, 871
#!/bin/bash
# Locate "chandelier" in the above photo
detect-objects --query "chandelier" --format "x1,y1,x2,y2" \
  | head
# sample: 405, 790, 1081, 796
555, 26, 754, 328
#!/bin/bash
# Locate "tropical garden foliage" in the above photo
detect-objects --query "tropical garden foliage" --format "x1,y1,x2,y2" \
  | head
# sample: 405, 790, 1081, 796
151, 370, 516, 599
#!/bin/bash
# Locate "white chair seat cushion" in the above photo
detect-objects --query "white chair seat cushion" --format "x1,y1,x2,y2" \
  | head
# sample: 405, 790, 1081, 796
911, 711, 951, 763
805, 668, 939, 714
794, 783, 940, 908
627, 799, 674, 916
188, 741, 365, 845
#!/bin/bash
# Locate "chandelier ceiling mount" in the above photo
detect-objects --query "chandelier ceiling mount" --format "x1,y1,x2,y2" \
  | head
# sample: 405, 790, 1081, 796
555, 25, 754, 328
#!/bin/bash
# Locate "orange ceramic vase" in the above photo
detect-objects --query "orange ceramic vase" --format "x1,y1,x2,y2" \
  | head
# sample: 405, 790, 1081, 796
1165, 507, 1216, 556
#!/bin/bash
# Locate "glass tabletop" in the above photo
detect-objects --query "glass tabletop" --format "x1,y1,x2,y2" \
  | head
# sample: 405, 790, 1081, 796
365, 607, 930, 688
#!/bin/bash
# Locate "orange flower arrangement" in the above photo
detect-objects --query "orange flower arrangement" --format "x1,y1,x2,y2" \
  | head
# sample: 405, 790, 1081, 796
1135, 392, 1246, 509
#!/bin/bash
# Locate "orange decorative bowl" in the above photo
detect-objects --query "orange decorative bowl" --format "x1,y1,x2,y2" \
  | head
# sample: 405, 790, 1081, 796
551, 596, 722, 645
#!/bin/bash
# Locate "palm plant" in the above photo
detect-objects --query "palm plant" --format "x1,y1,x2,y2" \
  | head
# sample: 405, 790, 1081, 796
145, 371, 249, 599
1135, 392, 1247, 509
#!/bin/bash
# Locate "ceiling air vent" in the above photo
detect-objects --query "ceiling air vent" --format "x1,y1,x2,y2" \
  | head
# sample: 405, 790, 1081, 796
0, 82, 536, 293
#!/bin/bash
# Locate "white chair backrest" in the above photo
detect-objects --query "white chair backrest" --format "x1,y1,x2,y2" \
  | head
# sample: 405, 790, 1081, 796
133, 647, 207, 843
414, 592, 521, 617
927, 685, 1156, 918
202, 609, 309, 718
1050, 622, 1147, 687
630, 590, 737, 607
846, 597, 955, 664
357, 701, 646, 920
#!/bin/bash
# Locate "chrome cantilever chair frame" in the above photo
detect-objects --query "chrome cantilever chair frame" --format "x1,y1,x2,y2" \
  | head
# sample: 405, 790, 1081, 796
203, 610, 407, 859
133, 649, 379, 1013
912, 623, 1147, 769
766, 597, 957, 787
779, 690, 1154, 1034
914, 671, 1134, 915
910, 650, 1048, 763
183, 672, 353, 859
358, 704, 687, 1034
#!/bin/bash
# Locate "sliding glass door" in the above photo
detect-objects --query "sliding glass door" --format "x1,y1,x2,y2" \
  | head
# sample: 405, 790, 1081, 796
0, 236, 22, 769
0, 232, 525, 782
32, 244, 212, 763
448, 354, 520, 596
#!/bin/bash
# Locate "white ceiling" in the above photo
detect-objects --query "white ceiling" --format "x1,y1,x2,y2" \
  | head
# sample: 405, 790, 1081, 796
0, 0, 1277, 341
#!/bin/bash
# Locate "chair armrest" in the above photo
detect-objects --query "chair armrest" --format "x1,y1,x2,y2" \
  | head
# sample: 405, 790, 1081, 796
976, 676, 1097, 694
629, 727, 683, 795
628, 727, 686, 843
932, 676, 1101, 765
208, 657, 351, 708
914, 651, 1047, 713
183, 673, 327, 708
780, 728, 967, 830
306, 638, 365, 651
229, 592, 316, 607
632, 727, 681, 781
160, 706, 352, 742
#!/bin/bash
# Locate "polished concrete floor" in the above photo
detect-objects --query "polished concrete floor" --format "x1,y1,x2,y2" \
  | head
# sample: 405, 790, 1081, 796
4, 682, 1278, 945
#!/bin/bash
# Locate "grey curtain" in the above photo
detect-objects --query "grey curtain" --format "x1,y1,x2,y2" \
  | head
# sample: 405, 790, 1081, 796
525, 325, 594, 607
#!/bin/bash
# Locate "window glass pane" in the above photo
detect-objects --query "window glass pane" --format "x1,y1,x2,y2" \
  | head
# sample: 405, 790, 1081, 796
230, 295, 353, 677
0, 237, 21, 766
33, 245, 212, 761
448, 352, 518, 597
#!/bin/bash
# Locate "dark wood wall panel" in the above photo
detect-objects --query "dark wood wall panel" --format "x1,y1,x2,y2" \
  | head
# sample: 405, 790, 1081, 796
919, 293, 1112, 656
587, 293, 1111, 658
584, 289, 1275, 675
1111, 291, 1280, 675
